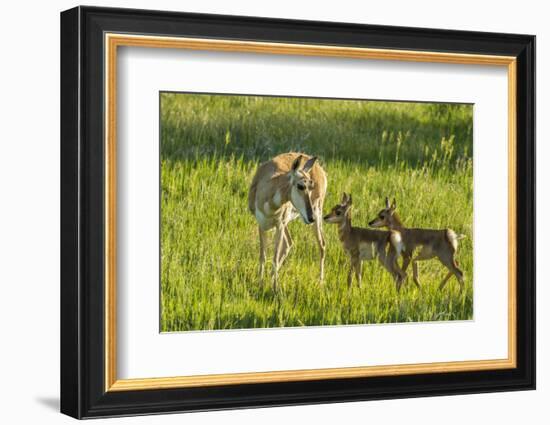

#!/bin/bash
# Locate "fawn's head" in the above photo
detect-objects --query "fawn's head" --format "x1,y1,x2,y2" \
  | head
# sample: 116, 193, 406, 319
369, 197, 397, 228
289, 155, 318, 225
323, 193, 352, 224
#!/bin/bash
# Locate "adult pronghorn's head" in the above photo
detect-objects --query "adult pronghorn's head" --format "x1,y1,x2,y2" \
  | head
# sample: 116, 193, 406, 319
368, 197, 397, 228
323, 193, 352, 224
289, 155, 318, 225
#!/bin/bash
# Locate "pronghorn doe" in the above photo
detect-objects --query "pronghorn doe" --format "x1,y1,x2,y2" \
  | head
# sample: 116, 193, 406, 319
323, 193, 406, 289
248, 152, 327, 289
369, 198, 466, 291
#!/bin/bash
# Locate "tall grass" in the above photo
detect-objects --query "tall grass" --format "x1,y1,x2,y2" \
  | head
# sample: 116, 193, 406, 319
160, 93, 473, 332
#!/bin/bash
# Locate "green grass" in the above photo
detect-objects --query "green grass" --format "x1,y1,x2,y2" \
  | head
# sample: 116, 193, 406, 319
160, 93, 473, 332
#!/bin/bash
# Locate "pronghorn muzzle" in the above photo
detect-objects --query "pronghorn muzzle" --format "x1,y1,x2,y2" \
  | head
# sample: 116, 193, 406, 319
302, 193, 315, 224
304, 195, 315, 224
291, 186, 315, 225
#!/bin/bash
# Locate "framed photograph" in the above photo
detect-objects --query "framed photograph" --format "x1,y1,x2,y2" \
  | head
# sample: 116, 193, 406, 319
60, 6, 535, 419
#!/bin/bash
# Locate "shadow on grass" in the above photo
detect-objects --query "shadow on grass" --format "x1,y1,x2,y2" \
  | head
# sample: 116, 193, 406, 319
160, 93, 473, 172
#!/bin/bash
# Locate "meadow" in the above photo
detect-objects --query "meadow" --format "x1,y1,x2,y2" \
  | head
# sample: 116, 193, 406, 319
160, 93, 473, 332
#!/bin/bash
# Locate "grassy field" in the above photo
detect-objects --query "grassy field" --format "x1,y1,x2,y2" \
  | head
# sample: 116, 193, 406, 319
160, 93, 473, 332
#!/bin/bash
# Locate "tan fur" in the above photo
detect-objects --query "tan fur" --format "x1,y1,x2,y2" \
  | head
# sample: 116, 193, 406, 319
249, 152, 327, 214
249, 152, 327, 290
368, 198, 465, 291
324, 194, 406, 290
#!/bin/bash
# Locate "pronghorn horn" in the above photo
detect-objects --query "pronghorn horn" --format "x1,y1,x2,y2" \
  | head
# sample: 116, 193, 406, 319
302, 156, 317, 172
385, 197, 390, 209
392, 198, 397, 209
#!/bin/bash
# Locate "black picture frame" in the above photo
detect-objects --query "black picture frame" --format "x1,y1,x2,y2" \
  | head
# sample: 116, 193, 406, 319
60, 5, 535, 419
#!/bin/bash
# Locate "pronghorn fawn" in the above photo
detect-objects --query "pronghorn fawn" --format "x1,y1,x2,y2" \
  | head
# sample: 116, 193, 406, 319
323, 193, 406, 290
248, 152, 327, 290
369, 198, 466, 291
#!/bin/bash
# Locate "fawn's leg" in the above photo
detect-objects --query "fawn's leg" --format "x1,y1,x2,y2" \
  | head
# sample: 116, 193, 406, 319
377, 246, 396, 280
401, 254, 412, 273
347, 258, 355, 288
412, 246, 435, 288
394, 255, 407, 287
438, 255, 464, 291
379, 247, 405, 290
355, 259, 363, 288
439, 272, 453, 290
399, 253, 412, 286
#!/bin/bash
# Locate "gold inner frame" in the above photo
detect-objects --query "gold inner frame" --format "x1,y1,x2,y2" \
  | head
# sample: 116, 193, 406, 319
104, 33, 517, 392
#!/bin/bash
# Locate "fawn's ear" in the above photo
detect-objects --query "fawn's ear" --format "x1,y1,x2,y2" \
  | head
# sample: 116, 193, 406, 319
342, 194, 352, 213
291, 155, 303, 172
385, 197, 390, 209
302, 156, 317, 172
391, 198, 397, 210
341, 192, 349, 204
344, 198, 352, 215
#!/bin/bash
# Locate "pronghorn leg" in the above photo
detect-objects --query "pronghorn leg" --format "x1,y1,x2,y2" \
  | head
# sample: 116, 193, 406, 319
393, 253, 406, 293
312, 212, 326, 283
277, 226, 293, 268
258, 226, 267, 281
394, 256, 407, 287
438, 256, 464, 292
378, 248, 404, 290
389, 248, 407, 290
401, 254, 412, 273
377, 248, 393, 278
348, 255, 360, 288
285, 225, 293, 248
412, 247, 435, 288
271, 225, 285, 291
411, 262, 421, 288
399, 254, 412, 286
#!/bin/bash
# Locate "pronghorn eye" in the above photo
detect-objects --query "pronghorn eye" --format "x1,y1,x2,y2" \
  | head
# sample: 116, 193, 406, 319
297, 184, 306, 191
336, 210, 341, 216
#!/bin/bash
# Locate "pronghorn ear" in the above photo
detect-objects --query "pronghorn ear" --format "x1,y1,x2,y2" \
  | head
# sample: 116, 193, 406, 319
391, 198, 397, 210
348, 194, 353, 205
385, 197, 390, 209
291, 155, 303, 172
302, 156, 317, 172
